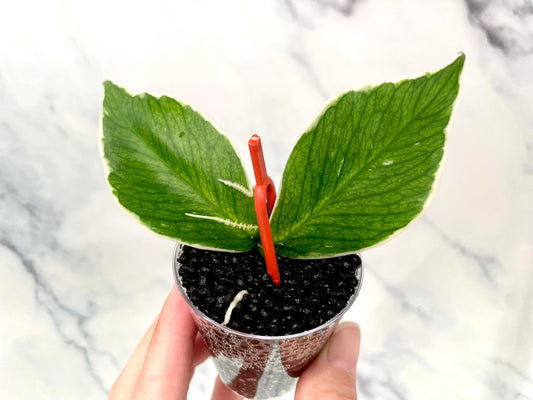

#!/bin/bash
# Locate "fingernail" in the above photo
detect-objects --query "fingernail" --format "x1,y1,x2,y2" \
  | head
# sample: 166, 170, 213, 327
327, 323, 360, 374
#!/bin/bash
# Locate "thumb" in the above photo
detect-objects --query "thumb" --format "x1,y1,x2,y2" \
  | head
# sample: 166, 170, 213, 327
295, 322, 360, 400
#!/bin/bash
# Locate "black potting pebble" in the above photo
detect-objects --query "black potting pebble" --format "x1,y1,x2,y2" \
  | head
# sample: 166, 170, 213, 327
177, 246, 361, 336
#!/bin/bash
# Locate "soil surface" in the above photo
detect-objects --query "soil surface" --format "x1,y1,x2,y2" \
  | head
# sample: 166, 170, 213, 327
177, 246, 361, 336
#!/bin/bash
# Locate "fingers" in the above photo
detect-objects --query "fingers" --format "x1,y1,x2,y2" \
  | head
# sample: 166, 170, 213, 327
110, 289, 359, 400
193, 332, 211, 366
295, 322, 360, 400
131, 286, 198, 400
109, 316, 158, 399
211, 376, 245, 400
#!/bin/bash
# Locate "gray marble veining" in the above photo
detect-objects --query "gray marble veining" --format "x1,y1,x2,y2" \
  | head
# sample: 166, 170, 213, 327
1, 0, 532, 399
466, 0, 533, 55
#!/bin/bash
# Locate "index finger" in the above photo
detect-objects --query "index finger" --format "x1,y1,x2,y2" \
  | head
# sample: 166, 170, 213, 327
132, 286, 198, 400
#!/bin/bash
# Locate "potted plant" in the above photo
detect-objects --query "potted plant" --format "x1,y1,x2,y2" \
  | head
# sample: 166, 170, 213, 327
101, 54, 464, 399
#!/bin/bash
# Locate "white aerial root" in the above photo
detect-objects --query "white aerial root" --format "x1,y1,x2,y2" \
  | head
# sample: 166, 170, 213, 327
222, 290, 249, 326
217, 179, 254, 197
184, 213, 257, 232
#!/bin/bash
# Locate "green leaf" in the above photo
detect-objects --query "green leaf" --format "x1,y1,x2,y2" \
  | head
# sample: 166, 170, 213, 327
270, 54, 465, 258
101, 81, 258, 251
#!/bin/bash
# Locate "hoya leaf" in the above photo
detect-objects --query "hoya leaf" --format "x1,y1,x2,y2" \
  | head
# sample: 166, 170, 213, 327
270, 55, 465, 258
101, 81, 258, 251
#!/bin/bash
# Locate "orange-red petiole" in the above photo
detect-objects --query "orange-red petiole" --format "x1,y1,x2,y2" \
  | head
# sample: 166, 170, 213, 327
248, 134, 280, 286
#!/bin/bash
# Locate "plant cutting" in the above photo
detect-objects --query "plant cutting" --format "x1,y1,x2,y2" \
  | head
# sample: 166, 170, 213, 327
101, 54, 464, 399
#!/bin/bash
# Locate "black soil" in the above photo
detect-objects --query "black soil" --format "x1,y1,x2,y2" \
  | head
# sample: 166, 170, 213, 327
177, 246, 361, 336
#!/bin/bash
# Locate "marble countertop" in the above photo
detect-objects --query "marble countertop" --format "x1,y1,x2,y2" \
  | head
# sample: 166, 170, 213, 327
1, 0, 532, 399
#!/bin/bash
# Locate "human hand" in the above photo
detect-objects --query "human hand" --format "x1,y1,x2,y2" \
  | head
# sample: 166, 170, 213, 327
108, 286, 360, 400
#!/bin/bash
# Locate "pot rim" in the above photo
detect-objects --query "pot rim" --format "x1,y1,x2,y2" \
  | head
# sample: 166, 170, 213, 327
173, 243, 364, 341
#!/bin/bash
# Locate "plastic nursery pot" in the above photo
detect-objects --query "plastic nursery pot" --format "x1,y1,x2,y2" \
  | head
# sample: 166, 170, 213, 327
173, 245, 363, 400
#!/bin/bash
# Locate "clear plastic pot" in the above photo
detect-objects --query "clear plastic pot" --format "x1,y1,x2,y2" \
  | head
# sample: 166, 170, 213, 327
173, 245, 363, 399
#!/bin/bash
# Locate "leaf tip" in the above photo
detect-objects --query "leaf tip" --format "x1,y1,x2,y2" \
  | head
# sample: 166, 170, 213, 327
454, 52, 466, 71
102, 80, 128, 97
102, 79, 117, 92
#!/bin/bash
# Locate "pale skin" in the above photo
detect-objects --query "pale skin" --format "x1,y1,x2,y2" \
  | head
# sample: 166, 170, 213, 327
109, 286, 360, 400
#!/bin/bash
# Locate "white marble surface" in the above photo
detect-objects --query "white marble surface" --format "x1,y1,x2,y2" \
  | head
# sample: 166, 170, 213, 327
1, 0, 532, 399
